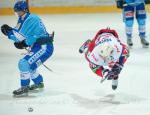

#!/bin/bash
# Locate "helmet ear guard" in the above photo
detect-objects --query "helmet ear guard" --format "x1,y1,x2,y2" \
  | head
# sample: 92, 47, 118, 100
14, 1, 29, 12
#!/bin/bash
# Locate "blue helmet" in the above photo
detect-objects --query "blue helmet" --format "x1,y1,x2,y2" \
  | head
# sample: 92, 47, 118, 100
14, 1, 29, 12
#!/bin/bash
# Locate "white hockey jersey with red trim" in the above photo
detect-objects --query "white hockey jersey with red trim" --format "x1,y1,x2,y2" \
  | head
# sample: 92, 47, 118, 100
86, 33, 123, 68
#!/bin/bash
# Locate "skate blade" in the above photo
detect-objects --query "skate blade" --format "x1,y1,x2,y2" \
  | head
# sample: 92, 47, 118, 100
142, 45, 149, 48
112, 85, 117, 90
13, 92, 28, 98
127, 45, 133, 49
100, 76, 109, 83
29, 88, 44, 93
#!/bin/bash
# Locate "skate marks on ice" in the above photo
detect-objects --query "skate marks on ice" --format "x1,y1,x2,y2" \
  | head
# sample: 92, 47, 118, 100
129, 47, 150, 53
0, 93, 37, 100
94, 91, 147, 104
0, 89, 65, 100
70, 93, 122, 110
109, 92, 146, 104
70, 92, 146, 110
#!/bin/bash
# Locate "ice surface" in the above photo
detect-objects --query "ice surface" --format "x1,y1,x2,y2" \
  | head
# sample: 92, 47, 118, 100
0, 13, 150, 115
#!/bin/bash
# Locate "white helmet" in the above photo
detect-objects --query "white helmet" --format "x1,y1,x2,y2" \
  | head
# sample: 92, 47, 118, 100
99, 43, 113, 58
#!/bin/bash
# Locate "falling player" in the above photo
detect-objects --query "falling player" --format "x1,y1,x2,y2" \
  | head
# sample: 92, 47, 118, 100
1, 1, 54, 96
79, 28, 129, 90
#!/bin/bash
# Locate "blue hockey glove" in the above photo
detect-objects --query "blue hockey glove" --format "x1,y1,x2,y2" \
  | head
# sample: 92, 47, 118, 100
14, 40, 28, 49
1, 24, 13, 36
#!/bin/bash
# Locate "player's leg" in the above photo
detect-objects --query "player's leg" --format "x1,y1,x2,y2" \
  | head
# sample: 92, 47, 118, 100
112, 76, 118, 90
136, 3, 149, 48
28, 44, 54, 90
13, 58, 31, 96
13, 44, 53, 95
29, 70, 44, 90
123, 5, 134, 47
112, 43, 129, 90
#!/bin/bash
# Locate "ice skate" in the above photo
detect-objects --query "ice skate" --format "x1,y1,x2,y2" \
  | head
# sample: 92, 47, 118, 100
112, 76, 118, 90
79, 39, 91, 53
127, 39, 133, 48
29, 82, 44, 91
141, 39, 149, 48
13, 86, 29, 96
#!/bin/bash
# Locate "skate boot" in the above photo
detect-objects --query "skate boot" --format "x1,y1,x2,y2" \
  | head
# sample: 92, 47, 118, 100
29, 82, 44, 91
79, 39, 91, 53
127, 39, 133, 48
13, 86, 29, 96
141, 39, 149, 48
112, 76, 118, 90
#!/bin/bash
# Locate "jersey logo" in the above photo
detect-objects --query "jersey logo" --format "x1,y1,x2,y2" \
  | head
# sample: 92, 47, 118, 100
125, 11, 134, 18
95, 37, 112, 46
28, 49, 45, 64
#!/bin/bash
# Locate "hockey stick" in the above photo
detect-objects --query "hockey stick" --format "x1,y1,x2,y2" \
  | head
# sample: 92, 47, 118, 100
24, 48, 53, 72
100, 75, 109, 83
42, 63, 53, 72
101, 73, 119, 83
26, 0, 29, 10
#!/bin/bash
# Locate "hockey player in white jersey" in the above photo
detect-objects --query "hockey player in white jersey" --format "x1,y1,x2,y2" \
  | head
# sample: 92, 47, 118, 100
79, 28, 129, 90
1, 1, 54, 96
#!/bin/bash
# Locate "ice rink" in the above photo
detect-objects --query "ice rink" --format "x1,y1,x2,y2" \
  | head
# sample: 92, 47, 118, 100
0, 13, 150, 115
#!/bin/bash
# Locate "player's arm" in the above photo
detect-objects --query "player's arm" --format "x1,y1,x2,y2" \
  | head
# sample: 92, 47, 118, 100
1, 24, 29, 49
1, 24, 19, 41
89, 62, 110, 78
1, 17, 41, 43
107, 43, 129, 79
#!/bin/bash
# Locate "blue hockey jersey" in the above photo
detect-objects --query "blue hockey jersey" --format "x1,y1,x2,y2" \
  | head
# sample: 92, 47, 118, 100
8, 13, 49, 46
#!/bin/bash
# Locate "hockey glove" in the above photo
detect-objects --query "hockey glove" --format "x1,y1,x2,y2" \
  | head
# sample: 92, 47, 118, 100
112, 62, 123, 75
1, 24, 12, 36
106, 70, 118, 80
104, 62, 123, 80
51, 31, 54, 42
116, 0, 125, 9
14, 40, 28, 49
145, 0, 150, 4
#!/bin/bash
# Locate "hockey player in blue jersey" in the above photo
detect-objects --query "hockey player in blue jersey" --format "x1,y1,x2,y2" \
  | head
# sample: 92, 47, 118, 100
116, 0, 149, 48
1, 1, 54, 96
